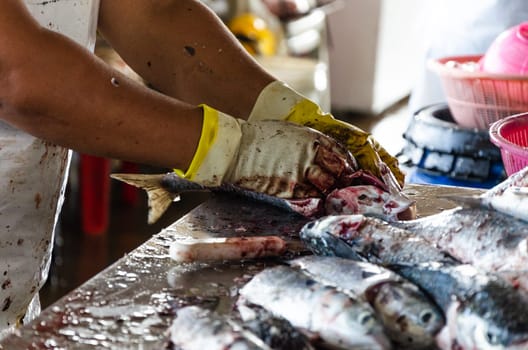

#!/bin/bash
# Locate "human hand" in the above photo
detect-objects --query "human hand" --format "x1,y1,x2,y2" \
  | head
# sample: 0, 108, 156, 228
179, 105, 358, 199
248, 81, 405, 187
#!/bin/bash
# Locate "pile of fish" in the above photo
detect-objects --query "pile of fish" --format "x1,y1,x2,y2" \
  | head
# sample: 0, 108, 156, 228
168, 257, 444, 350
299, 167, 528, 349
166, 167, 528, 350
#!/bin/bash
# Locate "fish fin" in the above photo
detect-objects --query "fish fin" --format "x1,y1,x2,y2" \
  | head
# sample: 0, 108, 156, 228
111, 173, 179, 224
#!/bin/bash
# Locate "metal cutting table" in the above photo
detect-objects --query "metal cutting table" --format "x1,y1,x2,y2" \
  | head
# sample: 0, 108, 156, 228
0, 184, 483, 349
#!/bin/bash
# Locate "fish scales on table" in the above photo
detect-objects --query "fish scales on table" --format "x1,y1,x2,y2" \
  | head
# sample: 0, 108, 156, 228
288, 255, 445, 349
392, 263, 528, 350
300, 214, 459, 266
237, 265, 392, 350
111, 166, 414, 224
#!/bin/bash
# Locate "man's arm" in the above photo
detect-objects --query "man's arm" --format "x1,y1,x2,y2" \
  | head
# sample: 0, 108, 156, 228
97, 0, 276, 120
0, 0, 202, 170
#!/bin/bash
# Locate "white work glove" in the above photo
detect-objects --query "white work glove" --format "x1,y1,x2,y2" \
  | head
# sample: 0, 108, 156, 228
177, 105, 358, 199
248, 81, 405, 187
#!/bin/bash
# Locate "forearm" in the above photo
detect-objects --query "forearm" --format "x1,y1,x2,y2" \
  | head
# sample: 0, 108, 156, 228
0, 2, 202, 169
98, 0, 276, 119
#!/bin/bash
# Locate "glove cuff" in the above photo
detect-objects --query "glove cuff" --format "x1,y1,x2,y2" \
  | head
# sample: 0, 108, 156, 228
176, 104, 242, 186
248, 81, 307, 122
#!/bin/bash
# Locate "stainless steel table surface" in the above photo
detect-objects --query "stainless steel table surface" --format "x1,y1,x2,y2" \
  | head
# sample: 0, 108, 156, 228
0, 184, 483, 349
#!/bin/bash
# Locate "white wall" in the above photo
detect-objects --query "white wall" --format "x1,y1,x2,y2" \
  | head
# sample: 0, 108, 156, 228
327, 0, 426, 114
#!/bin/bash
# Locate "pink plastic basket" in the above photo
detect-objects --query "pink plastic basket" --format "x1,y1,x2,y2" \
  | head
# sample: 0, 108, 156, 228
429, 55, 528, 130
489, 112, 528, 176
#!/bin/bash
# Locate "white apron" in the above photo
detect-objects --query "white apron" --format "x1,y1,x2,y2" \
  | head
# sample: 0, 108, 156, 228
0, 0, 99, 337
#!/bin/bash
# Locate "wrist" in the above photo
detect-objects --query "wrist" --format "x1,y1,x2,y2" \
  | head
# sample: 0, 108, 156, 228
248, 81, 307, 121
176, 105, 242, 186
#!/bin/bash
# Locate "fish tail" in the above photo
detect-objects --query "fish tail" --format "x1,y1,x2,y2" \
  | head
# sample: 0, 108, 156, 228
110, 173, 179, 224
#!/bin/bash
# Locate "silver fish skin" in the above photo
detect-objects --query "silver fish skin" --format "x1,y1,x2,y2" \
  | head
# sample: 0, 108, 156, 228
111, 172, 413, 224
300, 215, 459, 266
445, 166, 528, 222
289, 256, 445, 349
169, 306, 266, 350
393, 207, 528, 272
237, 265, 391, 350
392, 263, 528, 350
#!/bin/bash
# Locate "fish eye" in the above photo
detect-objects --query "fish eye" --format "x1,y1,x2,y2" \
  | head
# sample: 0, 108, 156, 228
485, 330, 501, 345
305, 222, 315, 229
419, 309, 433, 324
358, 311, 375, 327
358, 194, 368, 200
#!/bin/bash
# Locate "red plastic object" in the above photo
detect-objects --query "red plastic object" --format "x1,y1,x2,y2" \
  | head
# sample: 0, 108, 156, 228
429, 55, 528, 130
489, 112, 528, 176
80, 155, 111, 235
120, 162, 140, 206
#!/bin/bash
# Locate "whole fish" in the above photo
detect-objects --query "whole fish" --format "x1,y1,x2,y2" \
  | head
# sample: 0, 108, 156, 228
237, 265, 391, 350
111, 172, 414, 224
393, 206, 528, 272
392, 263, 528, 350
444, 166, 528, 222
169, 305, 268, 350
288, 255, 445, 349
300, 214, 459, 266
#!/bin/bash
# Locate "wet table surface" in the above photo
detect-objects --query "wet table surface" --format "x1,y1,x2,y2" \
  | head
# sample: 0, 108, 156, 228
0, 184, 483, 349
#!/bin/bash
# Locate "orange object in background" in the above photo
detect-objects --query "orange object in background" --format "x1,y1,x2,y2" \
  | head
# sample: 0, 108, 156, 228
228, 13, 277, 56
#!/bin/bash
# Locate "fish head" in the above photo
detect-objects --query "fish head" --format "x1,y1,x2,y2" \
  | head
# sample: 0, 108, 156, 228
324, 185, 414, 221
367, 282, 445, 348
299, 215, 373, 262
331, 304, 392, 350
454, 304, 528, 350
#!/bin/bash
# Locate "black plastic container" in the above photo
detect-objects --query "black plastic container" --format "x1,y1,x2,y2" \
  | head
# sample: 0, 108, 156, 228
397, 104, 506, 188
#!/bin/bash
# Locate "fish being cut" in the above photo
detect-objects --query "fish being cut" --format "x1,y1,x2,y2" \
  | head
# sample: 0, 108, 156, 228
300, 214, 459, 266
237, 265, 391, 350
392, 263, 528, 350
444, 166, 528, 222
288, 255, 444, 349
392, 206, 528, 272
111, 171, 414, 224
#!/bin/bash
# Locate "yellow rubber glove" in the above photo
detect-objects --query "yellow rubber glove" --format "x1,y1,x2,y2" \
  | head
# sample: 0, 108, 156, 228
177, 105, 358, 199
248, 81, 405, 187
